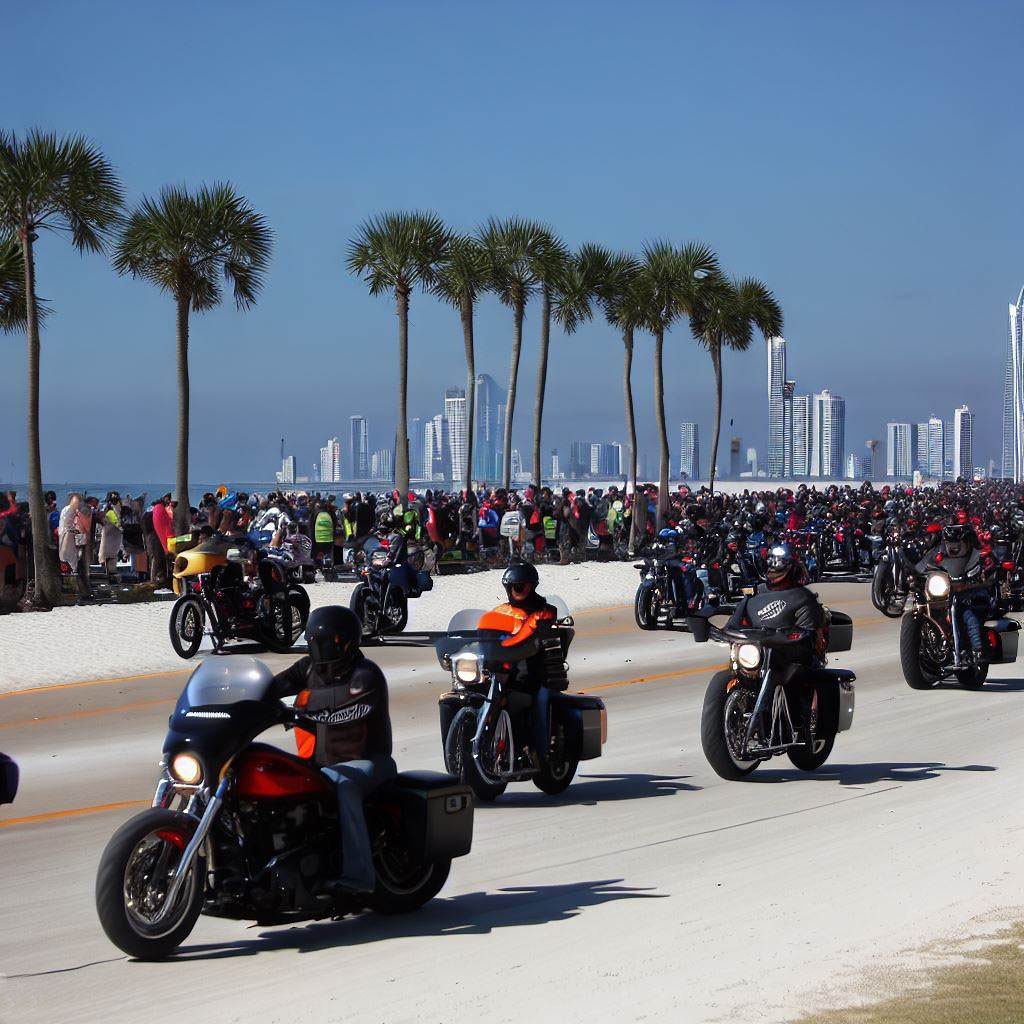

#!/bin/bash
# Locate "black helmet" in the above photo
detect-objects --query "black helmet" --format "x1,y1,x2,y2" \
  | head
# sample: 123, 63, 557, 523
942, 523, 969, 558
765, 543, 796, 586
305, 606, 362, 676
502, 560, 539, 606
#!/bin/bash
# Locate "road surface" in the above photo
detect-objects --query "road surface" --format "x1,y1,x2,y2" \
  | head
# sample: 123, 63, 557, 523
1, 580, 1021, 1023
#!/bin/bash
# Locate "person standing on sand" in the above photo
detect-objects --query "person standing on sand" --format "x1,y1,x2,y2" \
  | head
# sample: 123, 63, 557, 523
58, 493, 91, 603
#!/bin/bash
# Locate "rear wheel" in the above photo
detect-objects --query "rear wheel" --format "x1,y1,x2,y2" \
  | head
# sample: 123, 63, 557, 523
368, 848, 450, 914
260, 594, 297, 653
900, 613, 941, 689
956, 662, 989, 689
95, 809, 203, 960
443, 706, 508, 802
380, 592, 409, 634
634, 586, 659, 630
168, 596, 204, 659
350, 582, 371, 633
287, 585, 310, 641
787, 684, 837, 771
533, 755, 578, 795
700, 671, 760, 780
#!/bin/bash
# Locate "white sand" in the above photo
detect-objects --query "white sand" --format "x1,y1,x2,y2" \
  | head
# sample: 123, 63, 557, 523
0, 562, 638, 692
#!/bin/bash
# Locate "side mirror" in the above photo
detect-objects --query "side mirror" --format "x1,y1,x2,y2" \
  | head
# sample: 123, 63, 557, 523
0, 753, 19, 805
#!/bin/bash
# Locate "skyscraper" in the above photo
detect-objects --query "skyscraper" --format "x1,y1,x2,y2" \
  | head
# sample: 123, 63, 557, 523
409, 417, 424, 479
1002, 288, 1024, 480
550, 449, 561, 480
445, 387, 467, 483
568, 441, 591, 478
370, 448, 393, 482
729, 437, 742, 479
679, 422, 700, 479
913, 422, 928, 473
424, 413, 450, 480
766, 337, 787, 477
319, 437, 340, 484
953, 405, 974, 480
349, 415, 369, 480
611, 442, 628, 477
782, 380, 795, 476
473, 374, 505, 481
810, 390, 845, 478
886, 423, 913, 478
925, 415, 944, 478
865, 439, 880, 480
791, 395, 812, 476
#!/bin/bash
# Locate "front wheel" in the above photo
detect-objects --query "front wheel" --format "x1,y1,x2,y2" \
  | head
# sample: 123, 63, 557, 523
900, 613, 940, 689
443, 706, 508, 802
634, 585, 658, 630
700, 671, 760, 780
168, 595, 204, 659
95, 809, 204, 960
287, 585, 310, 641
260, 594, 297, 653
872, 561, 904, 618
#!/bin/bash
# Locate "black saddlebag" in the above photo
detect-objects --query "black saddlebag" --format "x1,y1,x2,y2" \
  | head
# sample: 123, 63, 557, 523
385, 770, 473, 861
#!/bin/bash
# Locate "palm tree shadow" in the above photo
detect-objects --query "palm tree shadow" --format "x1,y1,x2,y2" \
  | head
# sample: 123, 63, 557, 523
483, 773, 700, 808
165, 879, 665, 962
750, 761, 997, 786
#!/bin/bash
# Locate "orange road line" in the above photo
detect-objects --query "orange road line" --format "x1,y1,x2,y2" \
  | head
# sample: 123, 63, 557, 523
0, 668, 189, 700
581, 661, 719, 693
0, 697, 172, 731
0, 799, 147, 829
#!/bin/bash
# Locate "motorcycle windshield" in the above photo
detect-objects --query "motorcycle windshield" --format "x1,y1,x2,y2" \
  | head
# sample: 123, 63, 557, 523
446, 608, 488, 633
182, 656, 275, 707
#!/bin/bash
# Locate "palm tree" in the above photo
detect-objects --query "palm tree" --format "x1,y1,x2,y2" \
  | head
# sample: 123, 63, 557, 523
0, 130, 123, 606
0, 234, 30, 331
348, 211, 450, 499
432, 234, 491, 492
528, 229, 572, 485
114, 184, 272, 533
478, 218, 546, 489
595, 249, 646, 551
691, 277, 783, 495
639, 241, 721, 529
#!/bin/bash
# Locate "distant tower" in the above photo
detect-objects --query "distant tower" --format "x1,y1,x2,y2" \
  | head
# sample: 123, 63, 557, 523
865, 439, 879, 480
766, 337, 787, 478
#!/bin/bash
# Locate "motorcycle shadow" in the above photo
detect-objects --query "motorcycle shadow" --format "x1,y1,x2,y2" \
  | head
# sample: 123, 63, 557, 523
172, 878, 667, 960
213, 642, 310, 657
482, 773, 701, 808
749, 761, 997, 787
934, 678, 1024, 693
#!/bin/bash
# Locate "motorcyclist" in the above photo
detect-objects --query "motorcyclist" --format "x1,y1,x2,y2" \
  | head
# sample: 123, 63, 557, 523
482, 561, 559, 767
270, 606, 394, 895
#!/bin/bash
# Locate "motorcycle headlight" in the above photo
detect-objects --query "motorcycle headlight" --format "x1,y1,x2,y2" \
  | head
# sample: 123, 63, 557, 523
170, 752, 203, 785
453, 655, 481, 685
925, 572, 951, 600
733, 642, 763, 672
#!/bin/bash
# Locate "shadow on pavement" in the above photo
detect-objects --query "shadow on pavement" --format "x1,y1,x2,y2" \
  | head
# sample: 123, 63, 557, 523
935, 678, 1024, 693
170, 878, 665, 961
750, 761, 997, 786
480, 773, 701, 808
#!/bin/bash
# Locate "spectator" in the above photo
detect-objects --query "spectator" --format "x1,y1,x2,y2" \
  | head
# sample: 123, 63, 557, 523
58, 492, 91, 602
99, 492, 124, 582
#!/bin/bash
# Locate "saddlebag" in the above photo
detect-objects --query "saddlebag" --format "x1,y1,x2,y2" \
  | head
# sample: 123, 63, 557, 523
985, 618, 1020, 664
826, 611, 853, 653
386, 770, 473, 861
552, 693, 606, 760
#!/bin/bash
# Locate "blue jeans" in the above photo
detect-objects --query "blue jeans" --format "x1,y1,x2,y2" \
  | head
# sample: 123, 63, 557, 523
320, 754, 396, 891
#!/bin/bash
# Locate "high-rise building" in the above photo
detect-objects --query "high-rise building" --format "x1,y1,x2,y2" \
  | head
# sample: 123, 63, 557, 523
349, 415, 369, 480
729, 437, 742, 479
445, 387, 467, 484
766, 337, 787, 477
679, 422, 700, 479
277, 454, 296, 485
424, 413, 450, 481
473, 374, 505, 481
845, 453, 861, 479
912, 422, 927, 473
409, 417, 424, 479
810, 390, 845, 478
953, 405, 973, 480
510, 448, 522, 480
943, 420, 953, 479
1002, 288, 1024, 480
865, 439, 880, 480
568, 441, 591, 478
886, 423, 913, 478
370, 448, 393, 482
791, 395, 812, 476
611, 442, 628, 477
924, 415, 944, 478
782, 380, 795, 476
319, 437, 341, 484
550, 450, 561, 480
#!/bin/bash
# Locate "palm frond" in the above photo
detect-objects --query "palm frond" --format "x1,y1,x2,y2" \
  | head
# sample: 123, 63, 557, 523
347, 210, 451, 297
431, 234, 491, 309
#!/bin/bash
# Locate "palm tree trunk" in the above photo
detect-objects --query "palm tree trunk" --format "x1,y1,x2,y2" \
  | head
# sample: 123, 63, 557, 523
395, 286, 411, 498
501, 301, 524, 490
623, 327, 642, 553
654, 327, 669, 530
461, 297, 475, 493
20, 227, 60, 607
531, 286, 551, 486
709, 341, 723, 497
174, 292, 191, 535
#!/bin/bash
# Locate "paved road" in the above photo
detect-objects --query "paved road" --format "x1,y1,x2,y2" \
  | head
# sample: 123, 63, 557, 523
1, 581, 1021, 1023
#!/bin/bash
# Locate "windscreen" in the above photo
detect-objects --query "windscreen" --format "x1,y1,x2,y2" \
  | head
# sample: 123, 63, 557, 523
546, 594, 571, 620
446, 608, 487, 633
183, 657, 274, 707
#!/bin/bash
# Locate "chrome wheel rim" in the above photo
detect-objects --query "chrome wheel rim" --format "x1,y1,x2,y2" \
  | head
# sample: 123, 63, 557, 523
122, 831, 198, 939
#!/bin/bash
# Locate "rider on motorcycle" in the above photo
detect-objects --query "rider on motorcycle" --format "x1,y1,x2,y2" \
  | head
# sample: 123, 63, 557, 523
481, 561, 559, 768
270, 606, 394, 895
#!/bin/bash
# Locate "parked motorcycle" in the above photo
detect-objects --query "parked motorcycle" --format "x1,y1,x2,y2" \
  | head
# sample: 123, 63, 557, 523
436, 602, 606, 801
689, 606, 856, 780
349, 534, 432, 639
168, 546, 308, 659
899, 556, 1020, 689
95, 657, 473, 959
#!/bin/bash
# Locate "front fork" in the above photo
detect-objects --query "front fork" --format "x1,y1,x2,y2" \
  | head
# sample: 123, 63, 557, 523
470, 678, 500, 775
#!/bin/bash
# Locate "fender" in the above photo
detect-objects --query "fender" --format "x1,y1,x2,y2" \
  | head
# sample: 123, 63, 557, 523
438, 689, 486, 743
801, 667, 856, 733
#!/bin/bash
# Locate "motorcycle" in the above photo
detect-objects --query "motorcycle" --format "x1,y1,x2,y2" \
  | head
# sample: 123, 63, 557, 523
870, 524, 921, 618
689, 606, 856, 780
95, 657, 473, 959
168, 545, 308, 659
899, 555, 1020, 690
436, 602, 607, 801
349, 534, 432, 639
634, 549, 708, 630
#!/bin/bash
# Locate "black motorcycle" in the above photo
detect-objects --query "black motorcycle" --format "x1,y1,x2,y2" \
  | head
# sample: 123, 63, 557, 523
871, 524, 917, 618
168, 546, 309, 659
634, 549, 709, 630
899, 554, 1020, 689
95, 657, 473, 960
350, 534, 432, 639
436, 605, 606, 801
689, 606, 856, 780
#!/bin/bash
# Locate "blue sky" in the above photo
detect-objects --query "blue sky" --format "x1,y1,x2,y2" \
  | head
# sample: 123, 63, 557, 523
2, 0, 1020, 483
